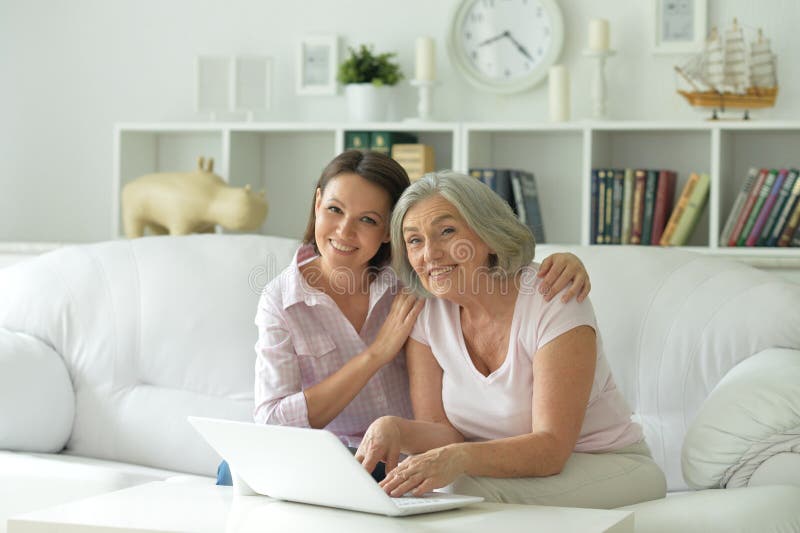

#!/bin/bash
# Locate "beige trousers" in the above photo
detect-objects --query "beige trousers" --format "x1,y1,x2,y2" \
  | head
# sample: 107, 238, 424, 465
441, 441, 667, 509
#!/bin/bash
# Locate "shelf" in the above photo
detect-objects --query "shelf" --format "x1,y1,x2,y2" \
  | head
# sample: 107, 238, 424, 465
112, 121, 800, 261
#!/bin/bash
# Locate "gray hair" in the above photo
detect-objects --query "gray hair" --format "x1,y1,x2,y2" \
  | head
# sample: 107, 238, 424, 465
390, 170, 535, 296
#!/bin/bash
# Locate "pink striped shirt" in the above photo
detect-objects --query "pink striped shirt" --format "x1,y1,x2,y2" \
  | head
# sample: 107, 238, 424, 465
253, 245, 413, 447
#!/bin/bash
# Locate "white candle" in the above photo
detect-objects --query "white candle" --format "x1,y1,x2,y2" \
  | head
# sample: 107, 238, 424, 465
415, 36, 435, 81
588, 18, 610, 51
548, 65, 570, 122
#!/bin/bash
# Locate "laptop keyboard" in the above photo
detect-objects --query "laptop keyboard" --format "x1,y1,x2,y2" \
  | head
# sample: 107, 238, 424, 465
392, 496, 450, 507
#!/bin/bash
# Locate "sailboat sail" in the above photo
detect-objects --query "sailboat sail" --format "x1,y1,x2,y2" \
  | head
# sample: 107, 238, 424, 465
723, 23, 748, 93
750, 37, 776, 88
704, 30, 725, 90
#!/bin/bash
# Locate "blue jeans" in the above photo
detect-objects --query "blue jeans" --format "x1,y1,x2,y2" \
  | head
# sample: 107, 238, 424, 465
216, 448, 386, 486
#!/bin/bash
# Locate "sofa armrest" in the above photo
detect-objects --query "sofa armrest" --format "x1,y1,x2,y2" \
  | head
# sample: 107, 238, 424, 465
0, 328, 75, 451
682, 348, 800, 489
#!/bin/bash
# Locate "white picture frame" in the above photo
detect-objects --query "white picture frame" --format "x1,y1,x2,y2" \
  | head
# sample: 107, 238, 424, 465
296, 35, 338, 95
652, 0, 707, 54
195, 55, 232, 116
232, 55, 272, 114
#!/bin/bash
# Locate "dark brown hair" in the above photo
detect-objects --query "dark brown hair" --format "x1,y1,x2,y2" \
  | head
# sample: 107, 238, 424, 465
303, 150, 411, 267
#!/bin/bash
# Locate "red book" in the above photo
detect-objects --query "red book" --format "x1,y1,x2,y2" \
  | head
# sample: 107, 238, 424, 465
728, 168, 769, 246
650, 170, 677, 245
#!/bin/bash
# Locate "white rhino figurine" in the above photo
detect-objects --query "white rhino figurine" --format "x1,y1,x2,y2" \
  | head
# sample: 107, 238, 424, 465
122, 157, 268, 238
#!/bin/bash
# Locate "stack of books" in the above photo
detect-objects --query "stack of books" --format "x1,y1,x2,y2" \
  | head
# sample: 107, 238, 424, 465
720, 167, 800, 247
469, 168, 546, 244
591, 169, 710, 246
391, 144, 434, 182
344, 131, 418, 154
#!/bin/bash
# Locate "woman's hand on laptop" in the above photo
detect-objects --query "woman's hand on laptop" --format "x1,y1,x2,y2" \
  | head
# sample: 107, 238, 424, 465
379, 444, 467, 497
355, 416, 403, 475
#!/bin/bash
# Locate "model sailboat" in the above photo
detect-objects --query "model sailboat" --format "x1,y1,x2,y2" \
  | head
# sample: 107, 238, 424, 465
675, 19, 778, 119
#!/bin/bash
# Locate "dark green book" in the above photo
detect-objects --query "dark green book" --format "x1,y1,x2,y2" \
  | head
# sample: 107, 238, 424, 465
344, 131, 370, 150
610, 169, 624, 244
641, 170, 660, 245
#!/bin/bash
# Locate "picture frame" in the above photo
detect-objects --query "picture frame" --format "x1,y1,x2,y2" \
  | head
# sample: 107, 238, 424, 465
195, 55, 232, 116
232, 55, 272, 115
652, 0, 707, 54
296, 35, 338, 95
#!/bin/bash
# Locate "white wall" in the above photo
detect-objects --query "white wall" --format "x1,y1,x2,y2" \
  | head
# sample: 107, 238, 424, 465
1, 0, 798, 242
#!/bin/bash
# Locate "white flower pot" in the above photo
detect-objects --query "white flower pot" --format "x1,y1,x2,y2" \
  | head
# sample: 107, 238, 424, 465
345, 83, 390, 122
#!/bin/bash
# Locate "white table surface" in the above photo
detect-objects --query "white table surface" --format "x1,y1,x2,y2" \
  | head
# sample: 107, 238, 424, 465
8, 481, 634, 533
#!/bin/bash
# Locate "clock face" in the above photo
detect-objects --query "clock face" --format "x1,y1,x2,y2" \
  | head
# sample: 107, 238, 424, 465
449, 0, 564, 93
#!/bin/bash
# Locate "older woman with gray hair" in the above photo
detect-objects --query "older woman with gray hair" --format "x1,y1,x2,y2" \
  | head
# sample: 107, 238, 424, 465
355, 171, 666, 509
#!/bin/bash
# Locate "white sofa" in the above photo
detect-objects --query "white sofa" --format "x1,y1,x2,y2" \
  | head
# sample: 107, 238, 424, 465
1, 235, 799, 532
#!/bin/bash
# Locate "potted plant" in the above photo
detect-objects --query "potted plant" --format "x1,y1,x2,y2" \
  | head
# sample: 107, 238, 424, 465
338, 44, 404, 122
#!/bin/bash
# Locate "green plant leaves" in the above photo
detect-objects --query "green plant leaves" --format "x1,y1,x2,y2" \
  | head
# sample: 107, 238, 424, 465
337, 44, 404, 86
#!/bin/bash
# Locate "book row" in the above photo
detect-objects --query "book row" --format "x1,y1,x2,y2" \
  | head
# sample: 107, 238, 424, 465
469, 168, 546, 244
720, 167, 800, 247
591, 169, 710, 246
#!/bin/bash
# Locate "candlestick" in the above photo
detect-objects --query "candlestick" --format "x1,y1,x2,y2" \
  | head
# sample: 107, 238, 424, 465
583, 49, 616, 119
408, 79, 437, 121
588, 18, 610, 52
548, 65, 570, 122
415, 37, 436, 81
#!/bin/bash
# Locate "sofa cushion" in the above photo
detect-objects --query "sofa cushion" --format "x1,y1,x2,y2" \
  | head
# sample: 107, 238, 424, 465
0, 329, 74, 452
682, 348, 800, 489
621, 485, 800, 533
0, 235, 300, 476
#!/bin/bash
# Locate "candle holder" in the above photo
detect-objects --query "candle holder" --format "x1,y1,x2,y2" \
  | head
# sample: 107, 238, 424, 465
408, 79, 437, 121
582, 49, 615, 119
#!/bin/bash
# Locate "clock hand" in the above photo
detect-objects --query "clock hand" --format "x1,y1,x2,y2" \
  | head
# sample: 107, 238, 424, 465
505, 32, 535, 62
478, 30, 510, 47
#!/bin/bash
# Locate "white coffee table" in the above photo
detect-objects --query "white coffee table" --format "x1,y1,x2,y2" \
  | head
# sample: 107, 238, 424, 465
8, 481, 634, 533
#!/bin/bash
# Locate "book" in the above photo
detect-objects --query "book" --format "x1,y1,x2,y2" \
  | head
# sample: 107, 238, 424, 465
391, 144, 434, 182
630, 170, 647, 245
513, 171, 546, 244
757, 169, 796, 245
603, 169, 613, 243
728, 168, 769, 246
719, 167, 759, 245
767, 169, 800, 246
496, 169, 517, 214
660, 172, 700, 246
620, 169, 634, 244
610, 169, 624, 244
668, 173, 710, 246
746, 169, 787, 246
640, 170, 659, 245
650, 170, 677, 245
596, 169, 607, 244
590, 169, 600, 245
778, 193, 800, 247
369, 131, 418, 155
344, 131, 370, 150
792, 223, 800, 247
471, 168, 516, 212
737, 169, 778, 246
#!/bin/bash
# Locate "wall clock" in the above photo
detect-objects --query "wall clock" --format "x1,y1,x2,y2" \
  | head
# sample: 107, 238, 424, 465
448, 0, 564, 94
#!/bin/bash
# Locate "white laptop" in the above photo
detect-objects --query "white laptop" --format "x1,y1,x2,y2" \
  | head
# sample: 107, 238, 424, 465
188, 416, 483, 516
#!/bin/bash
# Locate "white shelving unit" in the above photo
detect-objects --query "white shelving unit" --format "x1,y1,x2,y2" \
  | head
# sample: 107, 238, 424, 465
114, 120, 800, 266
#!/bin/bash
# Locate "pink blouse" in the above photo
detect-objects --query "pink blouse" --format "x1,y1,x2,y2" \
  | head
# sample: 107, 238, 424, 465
253, 245, 413, 447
